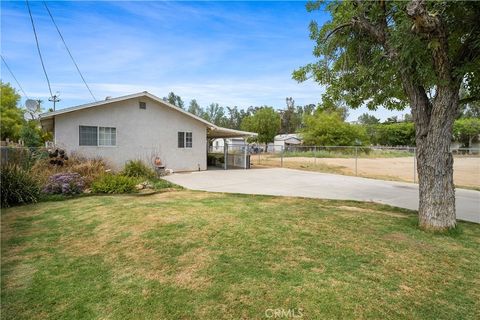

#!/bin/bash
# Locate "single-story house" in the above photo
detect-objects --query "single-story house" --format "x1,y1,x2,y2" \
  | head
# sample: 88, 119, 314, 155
271, 133, 303, 152
39, 91, 256, 171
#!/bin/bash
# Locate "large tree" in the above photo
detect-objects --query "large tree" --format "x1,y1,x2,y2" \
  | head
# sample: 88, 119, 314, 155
294, 0, 480, 230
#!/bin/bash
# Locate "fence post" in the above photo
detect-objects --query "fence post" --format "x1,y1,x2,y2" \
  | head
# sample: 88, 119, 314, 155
355, 146, 358, 176
314, 146, 317, 166
224, 140, 227, 170
281, 146, 284, 167
413, 147, 416, 183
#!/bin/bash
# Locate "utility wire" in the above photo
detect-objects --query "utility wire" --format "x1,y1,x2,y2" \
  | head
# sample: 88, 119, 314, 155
43, 1, 96, 101
1, 55, 30, 99
26, 0, 53, 98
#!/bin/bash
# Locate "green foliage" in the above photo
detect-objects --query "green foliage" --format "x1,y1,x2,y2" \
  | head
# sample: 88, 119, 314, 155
453, 118, 480, 147
241, 107, 281, 147
0, 164, 40, 207
0, 81, 24, 141
372, 122, 416, 146
187, 99, 203, 116
122, 160, 156, 179
91, 174, 138, 194
357, 113, 380, 125
166, 92, 184, 109
19, 122, 42, 147
301, 111, 369, 146
293, 1, 480, 111
203, 103, 227, 126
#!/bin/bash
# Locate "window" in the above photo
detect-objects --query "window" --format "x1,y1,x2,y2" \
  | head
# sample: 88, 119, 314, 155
185, 132, 192, 148
79, 126, 116, 146
99, 127, 116, 146
178, 132, 185, 148
79, 126, 98, 146
178, 131, 193, 148
139, 101, 146, 109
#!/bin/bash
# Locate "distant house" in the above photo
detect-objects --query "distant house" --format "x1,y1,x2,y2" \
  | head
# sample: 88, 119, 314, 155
271, 134, 303, 152
210, 137, 246, 153
39, 92, 256, 171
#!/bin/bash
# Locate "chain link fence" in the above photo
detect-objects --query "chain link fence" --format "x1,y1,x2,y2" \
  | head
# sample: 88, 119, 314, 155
250, 145, 479, 189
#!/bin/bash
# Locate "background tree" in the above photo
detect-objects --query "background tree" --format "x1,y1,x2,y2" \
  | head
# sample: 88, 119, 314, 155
241, 107, 281, 151
357, 113, 380, 125
293, 0, 480, 230
0, 81, 24, 141
374, 122, 416, 146
280, 97, 302, 133
166, 92, 184, 109
453, 118, 480, 149
187, 99, 203, 116
203, 103, 227, 126
225, 106, 248, 130
302, 110, 369, 146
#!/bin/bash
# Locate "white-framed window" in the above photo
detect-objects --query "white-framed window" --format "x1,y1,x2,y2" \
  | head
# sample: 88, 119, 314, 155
79, 126, 98, 146
185, 132, 192, 148
79, 125, 116, 146
178, 131, 192, 148
99, 127, 116, 146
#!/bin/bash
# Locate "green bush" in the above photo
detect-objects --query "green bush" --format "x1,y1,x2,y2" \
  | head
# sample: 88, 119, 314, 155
1, 164, 40, 207
122, 160, 156, 179
91, 174, 138, 194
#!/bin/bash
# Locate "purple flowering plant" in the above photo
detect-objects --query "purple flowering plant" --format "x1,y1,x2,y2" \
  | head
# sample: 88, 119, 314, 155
43, 172, 85, 195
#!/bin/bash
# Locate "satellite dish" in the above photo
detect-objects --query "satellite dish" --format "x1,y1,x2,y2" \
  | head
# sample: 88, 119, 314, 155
25, 99, 39, 111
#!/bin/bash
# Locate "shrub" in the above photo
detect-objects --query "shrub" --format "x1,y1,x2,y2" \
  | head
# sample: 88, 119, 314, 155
31, 154, 109, 188
43, 172, 85, 195
91, 174, 137, 194
1, 164, 40, 207
122, 160, 156, 179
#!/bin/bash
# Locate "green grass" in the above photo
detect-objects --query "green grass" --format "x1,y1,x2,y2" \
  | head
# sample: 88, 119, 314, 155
276, 149, 413, 159
2, 191, 479, 319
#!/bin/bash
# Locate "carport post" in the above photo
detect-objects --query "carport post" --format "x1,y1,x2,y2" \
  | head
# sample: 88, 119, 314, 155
224, 139, 227, 170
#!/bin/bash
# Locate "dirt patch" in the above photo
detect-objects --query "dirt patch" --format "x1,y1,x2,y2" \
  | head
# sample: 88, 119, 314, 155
257, 156, 479, 188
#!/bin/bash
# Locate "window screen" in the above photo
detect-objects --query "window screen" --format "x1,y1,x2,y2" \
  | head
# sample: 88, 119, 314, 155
185, 132, 193, 148
79, 126, 98, 146
99, 127, 116, 146
139, 101, 146, 109
178, 132, 185, 148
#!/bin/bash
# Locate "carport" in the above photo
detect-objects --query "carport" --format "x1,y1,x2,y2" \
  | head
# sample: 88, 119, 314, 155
206, 127, 257, 170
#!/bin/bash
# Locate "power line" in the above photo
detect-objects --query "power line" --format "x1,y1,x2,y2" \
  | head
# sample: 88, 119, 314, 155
26, 0, 53, 98
43, 1, 96, 101
1, 55, 30, 99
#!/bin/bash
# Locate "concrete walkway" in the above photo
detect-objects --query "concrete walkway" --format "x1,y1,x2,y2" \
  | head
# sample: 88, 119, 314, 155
164, 168, 480, 223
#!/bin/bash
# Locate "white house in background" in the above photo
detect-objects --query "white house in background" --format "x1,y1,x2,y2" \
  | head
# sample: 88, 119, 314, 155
271, 133, 303, 152
39, 92, 256, 171
210, 137, 245, 153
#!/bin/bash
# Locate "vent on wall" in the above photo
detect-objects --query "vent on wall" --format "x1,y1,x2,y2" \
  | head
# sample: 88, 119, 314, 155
139, 101, 146, 109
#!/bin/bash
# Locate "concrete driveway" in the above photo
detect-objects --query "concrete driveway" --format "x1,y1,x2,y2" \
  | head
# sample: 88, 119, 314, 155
164, 168, 480, 223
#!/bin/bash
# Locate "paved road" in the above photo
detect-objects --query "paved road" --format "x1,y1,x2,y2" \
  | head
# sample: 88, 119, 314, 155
164, 168, 480, 223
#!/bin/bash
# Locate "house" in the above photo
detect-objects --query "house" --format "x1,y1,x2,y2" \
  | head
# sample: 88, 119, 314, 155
39, 92, 256, 171
271, 133, 303, 152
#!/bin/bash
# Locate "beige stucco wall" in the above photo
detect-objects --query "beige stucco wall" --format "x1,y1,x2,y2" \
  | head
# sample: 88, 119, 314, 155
54, 97, 207, 171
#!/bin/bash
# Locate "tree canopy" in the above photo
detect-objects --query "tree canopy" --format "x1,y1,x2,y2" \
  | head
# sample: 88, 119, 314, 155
241, 107, 281, 148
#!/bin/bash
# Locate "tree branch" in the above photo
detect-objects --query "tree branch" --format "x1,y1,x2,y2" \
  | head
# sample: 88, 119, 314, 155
324, 23, 352, 42
459, 96, 480, 105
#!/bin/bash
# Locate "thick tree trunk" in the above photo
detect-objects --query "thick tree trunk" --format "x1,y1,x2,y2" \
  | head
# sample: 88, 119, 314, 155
412, 87, 458, 230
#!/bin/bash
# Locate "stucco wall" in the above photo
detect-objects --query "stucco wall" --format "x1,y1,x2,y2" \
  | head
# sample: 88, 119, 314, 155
54, 97, 207, 171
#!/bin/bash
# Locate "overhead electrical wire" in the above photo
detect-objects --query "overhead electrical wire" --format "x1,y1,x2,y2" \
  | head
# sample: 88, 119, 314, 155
43, 1, 96, 101
26, 0, 53, 98
1, 55, 30, 99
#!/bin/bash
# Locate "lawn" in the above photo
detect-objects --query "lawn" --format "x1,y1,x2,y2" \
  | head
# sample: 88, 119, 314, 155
1, 191, 479, 319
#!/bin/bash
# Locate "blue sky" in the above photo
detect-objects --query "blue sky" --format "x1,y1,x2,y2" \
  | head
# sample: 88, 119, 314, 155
1, 1, 408, 121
